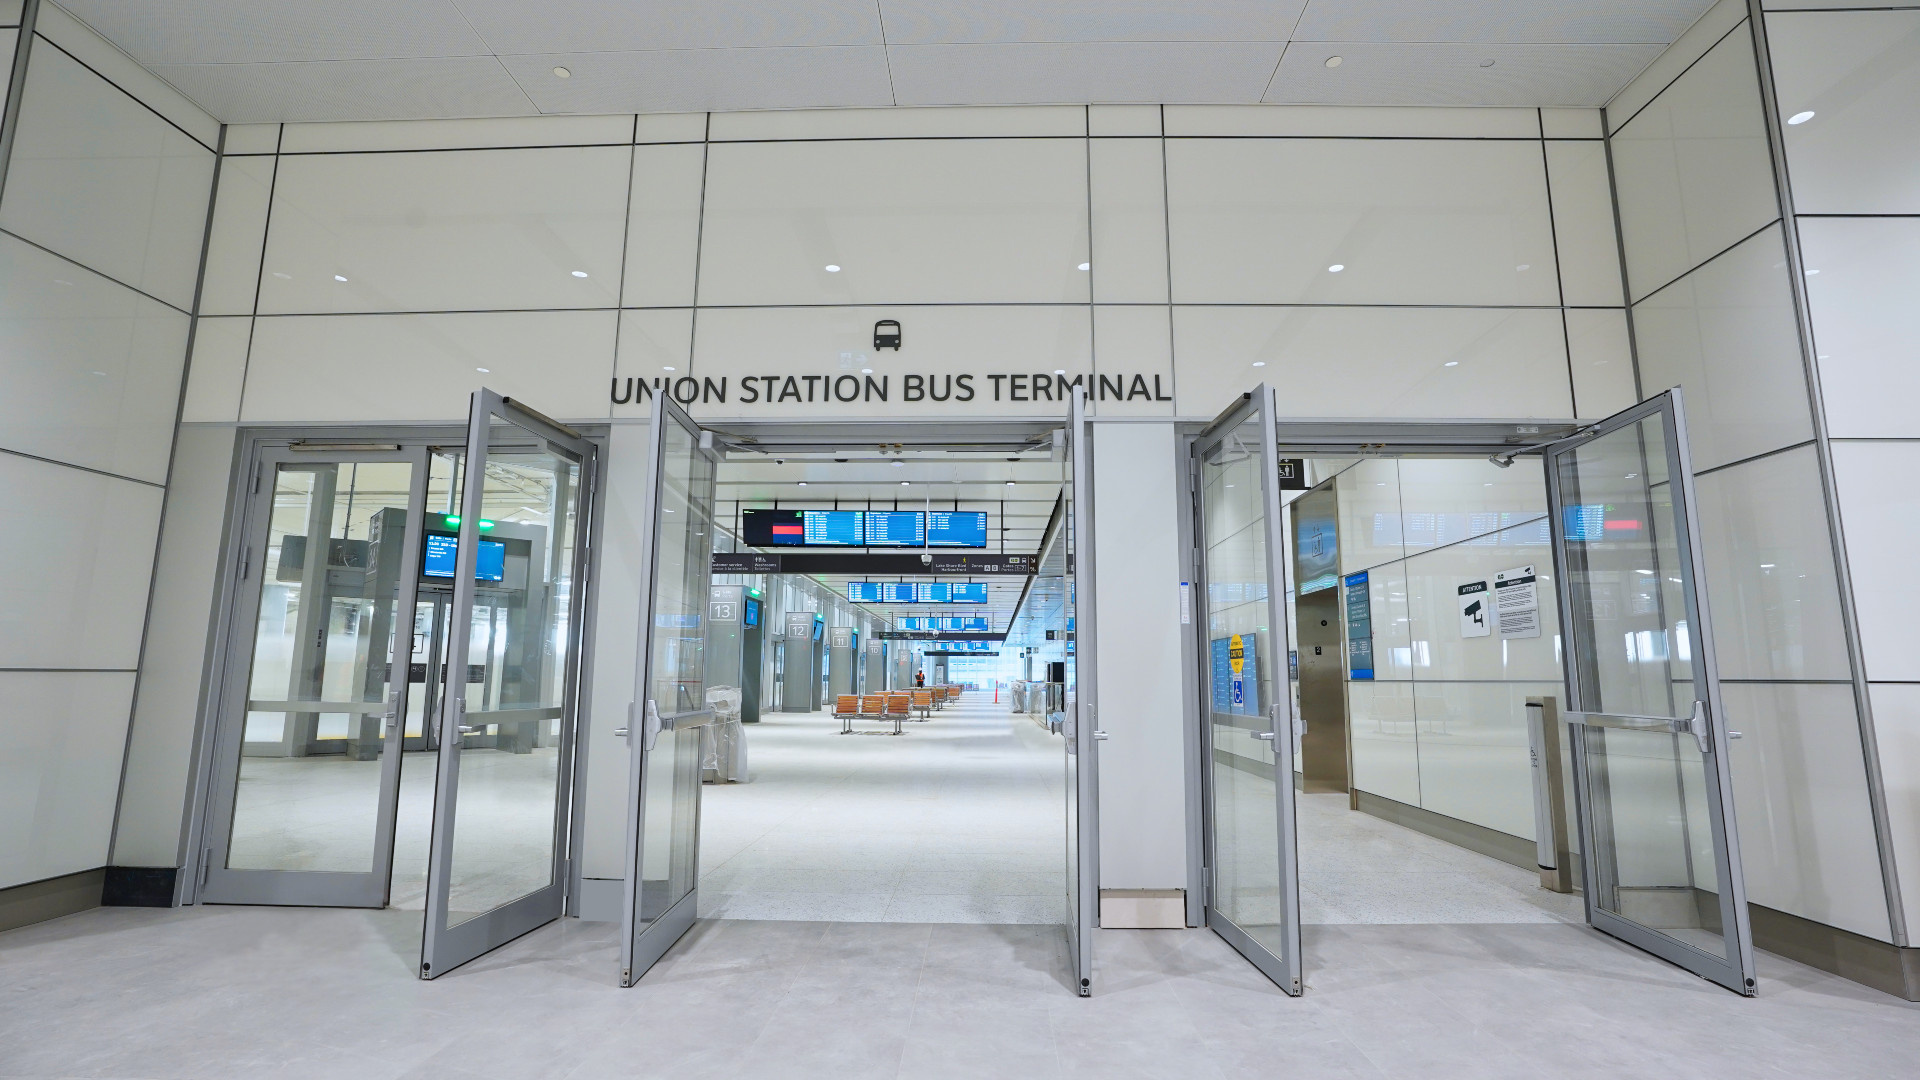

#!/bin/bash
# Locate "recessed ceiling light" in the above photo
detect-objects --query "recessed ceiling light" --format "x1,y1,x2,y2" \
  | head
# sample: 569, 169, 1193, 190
333, 274, 348, 282
862, 367, 874, 374
798, 481, 808, 486
571, 270, 588, 278
892, 460, 904, 467
1006, 480, 1016, 486
1479, 58, 1496, 68
1805, 268, 1820, 275
1788, 111, 1814, 125
1325, 56, 1342, 68
1516, 264, 1530, 271
825, 264, 841, 272
1445, 361, 1459, 367
1054, 369, 1065, 375
271, 272, 291, 279
1077, 263, 1090, 271
476, 367, 490, 373
1328, 264, 1344, 273
663, 366, 675, 372
553, 66, 571, 79
1252, 361, 1266, 367
900, 481, 910, 486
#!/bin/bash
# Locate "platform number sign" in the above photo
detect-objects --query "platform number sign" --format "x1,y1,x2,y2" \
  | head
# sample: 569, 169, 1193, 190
1229, 634, 1246, 707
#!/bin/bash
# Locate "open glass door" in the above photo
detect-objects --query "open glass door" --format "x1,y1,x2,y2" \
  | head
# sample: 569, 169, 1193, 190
202, 447, 428, 906
1191, 387, 1302, 995
619, 391, 719, 987
420, 390, 595, 978
1545, 388, 1756, 996
1062, 387, 1100, 996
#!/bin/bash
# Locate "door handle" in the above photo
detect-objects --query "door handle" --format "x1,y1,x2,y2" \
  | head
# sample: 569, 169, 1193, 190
1252, 731, 1277, 742
643, 699, 664, 751
381, 692, 401, 736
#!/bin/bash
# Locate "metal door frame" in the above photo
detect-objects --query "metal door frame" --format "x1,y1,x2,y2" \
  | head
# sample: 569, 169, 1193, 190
1188, 386, 1304, 995
619, 389, 721, 986
1065, 387, 1101, 996
420, 390, 598, 978
199, 443, 431, 908
1543, 388, 1757, 996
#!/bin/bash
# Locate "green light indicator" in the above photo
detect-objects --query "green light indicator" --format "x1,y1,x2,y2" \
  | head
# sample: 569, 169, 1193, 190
444, 515, 460, 526
478, 520, 495, 529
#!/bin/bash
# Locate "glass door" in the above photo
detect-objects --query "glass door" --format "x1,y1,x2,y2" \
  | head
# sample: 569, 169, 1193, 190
202, 448, 428, 907
620, 390, 719, 986
420, 391, 594, 978
1062, 387, 1099, 997
1545, 389, 1756, 996
1192, 387, 1303, 995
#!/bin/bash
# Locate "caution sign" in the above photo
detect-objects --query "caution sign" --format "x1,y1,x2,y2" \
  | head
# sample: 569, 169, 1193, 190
1229, 634, 1246, 708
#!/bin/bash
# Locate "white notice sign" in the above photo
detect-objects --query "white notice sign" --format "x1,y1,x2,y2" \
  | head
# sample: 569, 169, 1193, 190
1180, 582, 1192, 625
1494, 565, 1542, 639
1458, 581, 1491, 638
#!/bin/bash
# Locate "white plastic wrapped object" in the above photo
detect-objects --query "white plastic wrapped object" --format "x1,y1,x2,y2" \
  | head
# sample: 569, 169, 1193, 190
701, 685, 748, 783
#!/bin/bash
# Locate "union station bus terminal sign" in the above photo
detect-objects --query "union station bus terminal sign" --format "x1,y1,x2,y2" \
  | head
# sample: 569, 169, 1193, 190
612, 370, 1173, 408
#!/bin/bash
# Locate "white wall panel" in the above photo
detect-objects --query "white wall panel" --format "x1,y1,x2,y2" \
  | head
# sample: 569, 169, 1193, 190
1166, 139, 1560, 306
1830, 441, 1920, 681
241, 311, 615, 422
1092, 423, 1187, 889
1348, 680, 1421, 805
696, 139, 1090, 306
181, 316, 251, 423
1088, 137, 1168, 304
611, 308, 695, 411
1541, 108, 1605, 139
1606, 0, 1750, 131
622, 143, 705, 308
0, 43, 215, 310
1565, 307, 1637, 419
278, 114, 633, 153
0, 672, 137, 888
1767, 10, 1920, 215
111, 425, 237, 868
197, 154, 275, 317
1091, 306, 1173, 418
258, 146, 630, 314
1401, 524, 1561, 685
30, 2, 218, 148
1167, 104, 1539, 138
1693, 447, 1852, 681
581, 423, 649, 880
635, 112, 706, 143
221, 123, 280, 155
1866, 682, 1920, 936
0, 456, 164, 669
1089, 104, 1160, 136
1800, 217, 1920, 439
1334, 459, 1406, 574
709, 105, 1082, 140
1394, 457, 1549, 551
1364, 560, 1415, 682
1723, 682, 1889, 940
1632, 225, 1812, 471
1610, 31, 1779, 300
1173, 306, 1571, 420
1545, 140, 1625, 306
0, 233, 191, 484
684, 306, 1093, 419
1414, 681, 1562, 840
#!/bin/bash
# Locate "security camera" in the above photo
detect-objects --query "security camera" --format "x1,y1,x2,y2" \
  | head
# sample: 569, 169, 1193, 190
920, 552, 933, 566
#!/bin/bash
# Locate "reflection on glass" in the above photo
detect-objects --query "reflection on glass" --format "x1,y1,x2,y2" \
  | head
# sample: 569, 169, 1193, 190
1201, 415, 1289, 958
636, 418, 714, 927
228, 461, 414, 872
1559, 413, 1725, 958
442, 423, 581, 925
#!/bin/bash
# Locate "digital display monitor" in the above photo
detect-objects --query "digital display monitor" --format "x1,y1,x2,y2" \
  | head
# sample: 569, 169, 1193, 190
423, 532, 505, 581
916, 582, 950, 603
743, 597, 760, 628
742, 508, 864, 547
812, 618, 823, 641
880, 582, 917, 603
847, 582, 883, 603
864, 511, 925, 547
898, 617, 926, 630
949, 583, 988, 604
927, 511, 988, 548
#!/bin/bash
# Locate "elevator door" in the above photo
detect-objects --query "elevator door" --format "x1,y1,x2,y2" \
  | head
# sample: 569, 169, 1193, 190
419, 391, 595, 978
201, 448, 429, 907
1544, 389, 1756, 995
620, 390, 720, 986
1191, 386, 1303, 995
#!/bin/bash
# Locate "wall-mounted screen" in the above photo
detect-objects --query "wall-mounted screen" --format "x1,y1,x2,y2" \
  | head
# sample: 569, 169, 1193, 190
881, 582, 917, 603
423, 532, 505, 581
949, 582, 988, 603
927, 511, 988, 547
743, 597, 760, 628
847, 582, 883, 603
742, 508, 864, 547
812, 618, 823, 641
916, 582, 950, 603
864, 510, 925, 547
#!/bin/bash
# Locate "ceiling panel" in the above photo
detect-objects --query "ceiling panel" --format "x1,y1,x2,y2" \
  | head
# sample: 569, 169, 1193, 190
58, 0, 487, 64
452, 0, 882, 53
1292, 0, 1718, 45
1266, 41, 1667, 107
889, 41, 1286, 106
877, 0, 1307, 44
150, 56, 537, 123
498, 46, 895, 114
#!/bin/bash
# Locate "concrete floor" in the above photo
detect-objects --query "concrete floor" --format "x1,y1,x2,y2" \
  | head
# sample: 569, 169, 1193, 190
4, 904, 1917, 1079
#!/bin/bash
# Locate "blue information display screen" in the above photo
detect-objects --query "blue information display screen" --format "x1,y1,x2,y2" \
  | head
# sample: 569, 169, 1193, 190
423, 533, 505, 582
916, 582, 950, 603
847, 582, 883, 603
802, 510, 864, 546
927, 511, 988, 547
743, 597, 759, 627
898, 617, 925, 630
880, 582, 917, 603
864, 511, 925, 547
949, 583, 988, 603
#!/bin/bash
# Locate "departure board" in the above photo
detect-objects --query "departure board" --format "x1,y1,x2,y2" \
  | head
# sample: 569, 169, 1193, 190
948, 582, 988, 603
847, 582, 883, 603
803, 510, 863, 546
864, 511, 925, 547
880, 582, 917, 603
927, 511, 988, 547
742, 508, 863, 546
